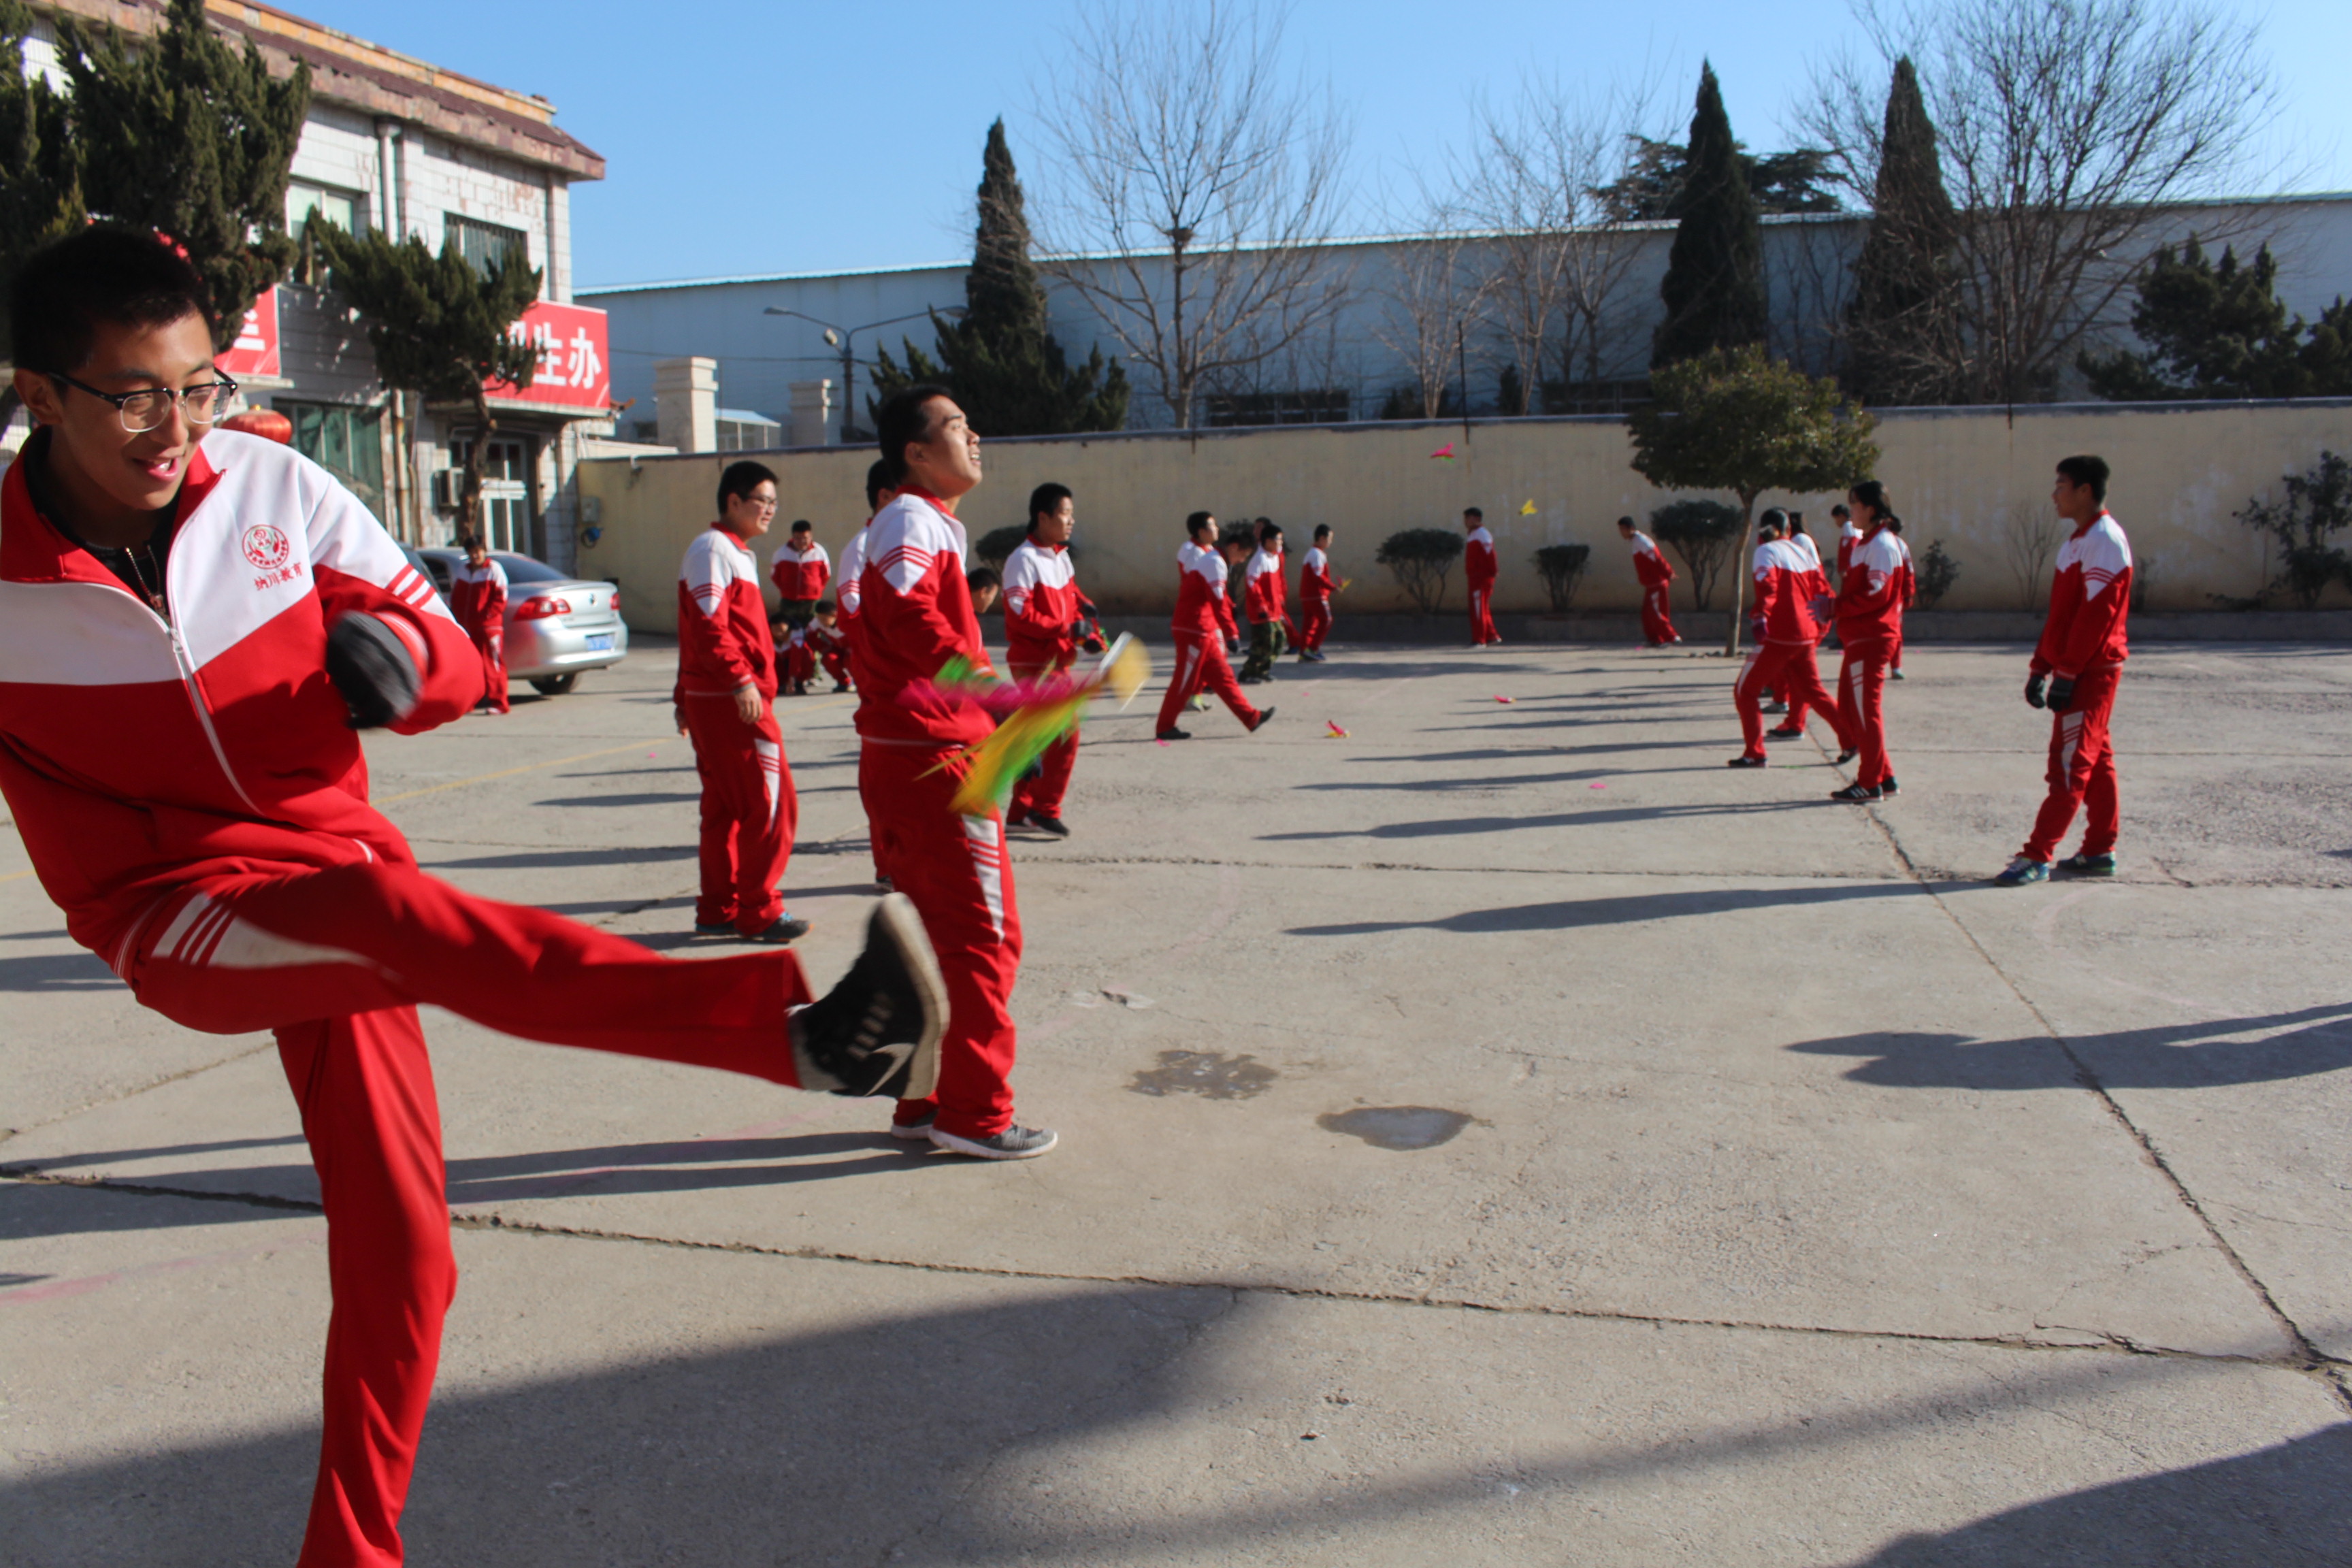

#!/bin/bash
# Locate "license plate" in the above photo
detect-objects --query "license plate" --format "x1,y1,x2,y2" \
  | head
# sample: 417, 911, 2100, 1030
585, 634, 613, 652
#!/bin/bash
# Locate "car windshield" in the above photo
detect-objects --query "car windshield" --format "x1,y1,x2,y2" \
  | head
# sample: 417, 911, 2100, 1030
490, 553, 570, 585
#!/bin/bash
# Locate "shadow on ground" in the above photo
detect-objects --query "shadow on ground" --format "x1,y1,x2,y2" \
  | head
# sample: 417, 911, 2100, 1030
1790, 1002, 2352, 1090
1289, 880, 1918, 936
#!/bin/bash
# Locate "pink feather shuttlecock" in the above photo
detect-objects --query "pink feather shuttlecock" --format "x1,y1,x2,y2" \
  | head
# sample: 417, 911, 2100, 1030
1492, 695, 1515, 704
1429, 442, 1456, 461
1324, 720, 1350, 738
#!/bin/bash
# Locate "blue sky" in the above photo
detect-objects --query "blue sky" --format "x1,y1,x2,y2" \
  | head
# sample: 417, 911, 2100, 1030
293, 0, 2351, 289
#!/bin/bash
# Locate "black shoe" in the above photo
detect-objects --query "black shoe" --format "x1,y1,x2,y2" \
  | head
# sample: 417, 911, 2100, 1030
1766, 725, 1803, 739
873, 874, 893, 893
747, 914, 812, 944
1157, 728, 1191, 740
1726, 754, 1767, 768
1004, 807, 1029, 828
1029, 815, 1070, 838
1878, 777, 1900, 796
1828, 783, 1882, 802
693, 921, 736, 937
1762, 701, 1788, 715
930, 1123, 1058, 1160
788, 894, 945, 1099
1835, 748, 1859, 766
1246, 706, 1276, 733
2059, 851, 2117, 876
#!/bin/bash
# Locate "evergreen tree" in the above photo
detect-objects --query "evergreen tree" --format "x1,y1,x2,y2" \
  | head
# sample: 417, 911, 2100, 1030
56, 0, 310, 355
310, 221, 540, 542
2080, 237, 2352, 400
0, 0, 85, 423
1600, 135, 1838, 220
1846, 57, 1959, 405
1652, 63, 1767, 368
870, 120, 1128, 435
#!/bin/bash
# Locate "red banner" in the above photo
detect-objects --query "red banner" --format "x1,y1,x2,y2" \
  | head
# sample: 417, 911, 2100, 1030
487, 300, 611, 410
218, 287, 281, 379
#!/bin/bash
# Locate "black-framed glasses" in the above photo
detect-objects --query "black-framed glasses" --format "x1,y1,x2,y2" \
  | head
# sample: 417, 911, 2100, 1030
53, 372, 240, 434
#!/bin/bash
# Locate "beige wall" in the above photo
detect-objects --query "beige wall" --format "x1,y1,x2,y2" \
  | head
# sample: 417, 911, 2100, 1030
577, 400, 2352, 634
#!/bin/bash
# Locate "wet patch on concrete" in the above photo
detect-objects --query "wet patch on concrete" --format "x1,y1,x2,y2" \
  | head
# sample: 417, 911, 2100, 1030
1129, 1050, 1278, 1100
1317, 1106, 1475, 1150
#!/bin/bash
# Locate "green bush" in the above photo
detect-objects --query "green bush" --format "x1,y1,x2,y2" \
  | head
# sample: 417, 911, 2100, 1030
2235, 451, 2351, 609
1916, 540, 1960, 609
1375, 527, 1465, 615
1531, 543, 1592, 612
1648, 499, 1744, 610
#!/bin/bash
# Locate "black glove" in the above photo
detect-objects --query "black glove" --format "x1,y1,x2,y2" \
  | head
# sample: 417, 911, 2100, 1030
2046, 674, 2075, 714
2024, 674, 2047, 709
326, 611, 421, 729
1077, 598, 1098, 620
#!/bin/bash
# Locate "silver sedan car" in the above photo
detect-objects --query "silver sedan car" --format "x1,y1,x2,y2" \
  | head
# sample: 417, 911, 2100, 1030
408, 547, 629, 696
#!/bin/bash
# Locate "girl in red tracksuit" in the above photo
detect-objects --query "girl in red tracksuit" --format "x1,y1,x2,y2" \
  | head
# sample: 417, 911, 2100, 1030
1463, 506, 1500, 645
1619, 515, 1681, 647
1296, 523, 1337, 660
1729, 512, 1855, 766
1830, 482, 1904, 800
1001, 481, 1096, 835
0, 225, 942, 1568
1155, 512, 1269, 740
448, 540, 508, 713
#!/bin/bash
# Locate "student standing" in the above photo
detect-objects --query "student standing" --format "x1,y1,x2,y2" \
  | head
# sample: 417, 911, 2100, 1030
1728, 510, 1855, 767
1156, 511, 1271, 740
1002, 480, 1096, 838
448, 536, 509, 714
1998, 456, 2134, 885
1296, 522, 1337, 661
1769, 513, 1825, 736
1463, 506, 1501, 645
1829, 481, 1904, 801
838, 460, 894, 889
678, 461, 807, 942
856, 385, 1055, 1159
0, 227, 944, 1568
1240, 519, 1289, 683
769, 519, 830, 634
1618, 515, 1682, 646
1884, 514, 1916, 679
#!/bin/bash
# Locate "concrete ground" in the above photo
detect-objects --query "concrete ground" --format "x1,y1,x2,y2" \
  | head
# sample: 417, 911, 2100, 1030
3, 633, 2348, 1567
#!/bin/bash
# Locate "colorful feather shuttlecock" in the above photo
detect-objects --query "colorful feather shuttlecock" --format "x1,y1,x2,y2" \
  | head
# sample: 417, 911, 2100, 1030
1519, 498, 1538, 515
1324, 720, 1350, 738
1492, 695, 1515, 704
902, 637, 1151, 816
1428, 443, 1456, 461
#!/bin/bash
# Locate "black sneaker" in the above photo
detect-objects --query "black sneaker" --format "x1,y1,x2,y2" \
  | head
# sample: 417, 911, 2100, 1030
1828, 783, 1882, 802
930, 1124, 1058, 1160
1766, 725, 1803, 739
1762, 701, 1788, 715
746, 914, 812, 944
1004, 806, 1030, 828
787, 894, 945, 1099
1878, 777, 1900, 796
1157, 728, 1192, 740
2059, 851, 2117, 876
1726, 753, 1767, 768
1030, 815, 1070, 838
1246, 706, 1276, 733
1834, 748, 1859, 766
693, 921, 736, 938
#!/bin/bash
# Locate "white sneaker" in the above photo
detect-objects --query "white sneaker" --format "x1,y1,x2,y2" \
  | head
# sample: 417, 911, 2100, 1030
930, 1124, 1058, 1160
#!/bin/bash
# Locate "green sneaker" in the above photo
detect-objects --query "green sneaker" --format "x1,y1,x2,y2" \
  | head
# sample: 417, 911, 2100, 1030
2059, 852, 2117, 877
1994, 856, 2052, 886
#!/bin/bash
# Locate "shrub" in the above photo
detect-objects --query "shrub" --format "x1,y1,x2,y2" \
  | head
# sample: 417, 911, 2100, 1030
1916, 540, 1960, 609
1531, 544, 1592, 612
1375, 527, 1465, 615
1648, 499, 1743, 610
2235, 451, 2351, 609
974, 524, 1030, 572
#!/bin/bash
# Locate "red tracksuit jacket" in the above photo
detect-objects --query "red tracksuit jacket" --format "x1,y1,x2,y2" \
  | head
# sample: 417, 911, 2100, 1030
770, 538, 830, 601
855, 490, 994, 748
1243, 546, 1287, 623
1299, 546, 1335, 604
2031, 514, 2133, 679
1174, 542, 1238, 640
1465, 526, 1498, 587
1002, 536, 1083, 666
0, 429, 480, 968
678, 525, 777, 701
1836, 521, 1861, 577
449, 558, 507, 643
1834, 527, 1906, 643
1629, 530, 1675, 587
1750, 539, 1833, 644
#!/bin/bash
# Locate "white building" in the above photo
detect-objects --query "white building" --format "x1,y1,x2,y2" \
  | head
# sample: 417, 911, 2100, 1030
22, 0, 615, 568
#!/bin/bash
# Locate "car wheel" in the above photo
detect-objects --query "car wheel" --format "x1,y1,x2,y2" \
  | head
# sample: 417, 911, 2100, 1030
529, 673, 579, 696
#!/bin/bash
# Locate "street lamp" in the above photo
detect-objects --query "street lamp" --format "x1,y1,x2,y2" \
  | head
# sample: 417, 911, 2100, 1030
761, 306, 961, 444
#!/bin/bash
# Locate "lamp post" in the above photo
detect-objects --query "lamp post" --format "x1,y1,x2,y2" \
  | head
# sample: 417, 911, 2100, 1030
760, 306, 959, 444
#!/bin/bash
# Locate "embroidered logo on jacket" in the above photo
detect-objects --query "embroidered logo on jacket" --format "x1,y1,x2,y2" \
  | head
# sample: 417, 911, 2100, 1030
241, 524, 291, 572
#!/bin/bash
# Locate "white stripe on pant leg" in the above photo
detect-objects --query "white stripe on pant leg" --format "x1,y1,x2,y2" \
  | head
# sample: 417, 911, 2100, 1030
202, 918, 383, 975
2058, 713, 2084, 779
1736, 650, 1761, 696
755, 737, 782, 828
156, 894, 218, 966
960, 813, 1007, 940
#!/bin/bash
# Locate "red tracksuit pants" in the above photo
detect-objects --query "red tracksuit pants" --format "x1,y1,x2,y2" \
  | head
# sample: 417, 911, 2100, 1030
468, 628, 508, 714
1837, 634, 1897, 787
2023, 666, 2123, 861
116, 857, 814, 1568
860, 740, 1023, 1139
1639, 585, 1678, 645
683, 694, 794, 934
1467, 580, 1499, 645
1299, 598, 1332, 652
1008, 651, 1079, 821
1156, 630, 1260, 734
1734, 641, 1853, 758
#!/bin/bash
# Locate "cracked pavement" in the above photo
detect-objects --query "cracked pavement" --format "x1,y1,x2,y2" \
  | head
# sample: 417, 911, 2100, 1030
3, 636, 2349, 1565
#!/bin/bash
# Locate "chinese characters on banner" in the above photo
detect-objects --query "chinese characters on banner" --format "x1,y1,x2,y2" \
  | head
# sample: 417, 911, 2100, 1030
217, 288, 282, 378
485, 301, 611, 409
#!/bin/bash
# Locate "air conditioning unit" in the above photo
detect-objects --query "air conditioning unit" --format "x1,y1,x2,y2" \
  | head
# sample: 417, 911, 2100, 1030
429, 467, 466, 511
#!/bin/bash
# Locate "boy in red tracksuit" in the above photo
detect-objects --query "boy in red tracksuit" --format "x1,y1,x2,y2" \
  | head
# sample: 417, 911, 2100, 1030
1618, 514, 1681, 646
1002, 480, 1098, 838
1998, 455, 2134, 886
1829, 481, 1904, 801
1884, 516, 1916, 679
1156, 510, 1271, 740
1463, 506, 1500, 645
1296, 522, 1337, 661
838, 460, 894, 889
779, 624, 817, 694
679, 461, 806, 943
448, 537, 509, 713
0, 227, 945, 1568
806, 600, 852, 691
859, 385, 1056, 1160
1240, 520, 1290, 682
1727, 510, 1855, 767
769, 518, 830, 633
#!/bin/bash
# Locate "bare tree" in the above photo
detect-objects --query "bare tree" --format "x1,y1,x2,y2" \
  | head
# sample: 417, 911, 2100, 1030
1366, 211, 1492, 420
2002, 508, 2062, 610
1032, 0, 1352, 429
1452, 79, 1652, 412
1803, 0, 2278, 405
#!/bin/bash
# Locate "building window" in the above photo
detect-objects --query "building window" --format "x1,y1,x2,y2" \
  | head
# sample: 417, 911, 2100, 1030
1203, 389, 1352, 427
288, 180, 367, 237
280, 400, 386, 516
446, 215, 529, 278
